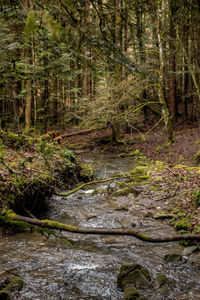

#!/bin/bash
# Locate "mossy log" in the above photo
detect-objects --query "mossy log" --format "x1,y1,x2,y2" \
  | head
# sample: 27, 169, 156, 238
61, 127, 97, 138
3, 212, 200, 244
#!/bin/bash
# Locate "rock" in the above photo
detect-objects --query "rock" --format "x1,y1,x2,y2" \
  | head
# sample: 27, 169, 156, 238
0, 291, 11, 300
124, 284, 139, 300
3, 277, 24, 293
156, 274, 170, 287
164, 254, 182, 263
117, 264, 151, 290
182, 246, 199, 256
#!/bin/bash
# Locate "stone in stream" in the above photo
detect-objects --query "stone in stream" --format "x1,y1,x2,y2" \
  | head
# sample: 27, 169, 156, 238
163, 253, 182, 263
182, 246, 199, 256
117, 264, 152, 290
156, 274, 170, 287
123, 284, 148, 300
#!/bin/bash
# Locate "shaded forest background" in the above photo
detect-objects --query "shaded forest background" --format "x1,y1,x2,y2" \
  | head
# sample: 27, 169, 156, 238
0, 0, 200, 141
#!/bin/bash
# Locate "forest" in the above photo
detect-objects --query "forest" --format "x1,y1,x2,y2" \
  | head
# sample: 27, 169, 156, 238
0, 1, 200, 299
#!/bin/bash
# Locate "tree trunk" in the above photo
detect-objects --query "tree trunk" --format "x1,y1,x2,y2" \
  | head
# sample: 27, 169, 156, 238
156, 0, 176, 144
168, 0, 177, 119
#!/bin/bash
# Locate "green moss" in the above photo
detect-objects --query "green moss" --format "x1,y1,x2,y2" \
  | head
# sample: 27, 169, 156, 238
139, 234, 152, 242
174, 218, 191, 231
130, 166, 148, 176
41, 219, 77, 232
149, 184, 159, 191
129, 150, 143, 157
80, 163, 95, 181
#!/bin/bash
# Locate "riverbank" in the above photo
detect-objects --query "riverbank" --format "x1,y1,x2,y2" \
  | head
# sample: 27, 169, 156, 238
0, 130, 93, 234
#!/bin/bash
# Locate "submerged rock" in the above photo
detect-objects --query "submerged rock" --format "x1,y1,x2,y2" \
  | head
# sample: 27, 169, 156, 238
164, 254, 182, 263
156, 274, 170, 287
117, 264, 151, 290
124, 284, 139, 300
182, 246, 199, 256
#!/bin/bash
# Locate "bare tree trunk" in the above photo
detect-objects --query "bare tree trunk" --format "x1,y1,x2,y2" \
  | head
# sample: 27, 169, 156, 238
168, 0, 177, 119
156, 0, 176, 144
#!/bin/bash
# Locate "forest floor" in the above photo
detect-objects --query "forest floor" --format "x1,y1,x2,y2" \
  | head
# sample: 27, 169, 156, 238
62, 124, 200, 166
62, 124, 200, 236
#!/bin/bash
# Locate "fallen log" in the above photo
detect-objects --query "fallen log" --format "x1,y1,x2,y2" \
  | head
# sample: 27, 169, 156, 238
61, 127, 97, 138
3, 212, 200, 244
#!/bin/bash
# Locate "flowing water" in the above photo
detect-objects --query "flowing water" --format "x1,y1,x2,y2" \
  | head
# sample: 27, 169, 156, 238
1, 153, 200, 300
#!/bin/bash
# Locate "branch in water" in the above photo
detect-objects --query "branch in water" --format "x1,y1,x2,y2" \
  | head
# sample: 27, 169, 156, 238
4, 212, 200, 244
56, 175, 136, 197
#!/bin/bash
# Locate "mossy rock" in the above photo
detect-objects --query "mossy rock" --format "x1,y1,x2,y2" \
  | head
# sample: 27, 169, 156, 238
117, 264, 151, 290
156, 274, 170, 287
124, 284, 139, 300
3, 277, 24, 293
0, 291, 11, 300
163, 254, 182, 263
113, 187, 136, 197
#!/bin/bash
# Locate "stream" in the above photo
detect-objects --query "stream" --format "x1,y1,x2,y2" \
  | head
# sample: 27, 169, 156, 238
1, 153, 200, 299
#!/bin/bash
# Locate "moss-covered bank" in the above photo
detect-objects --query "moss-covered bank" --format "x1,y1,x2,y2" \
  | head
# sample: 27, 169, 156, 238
0, 131, 92, 230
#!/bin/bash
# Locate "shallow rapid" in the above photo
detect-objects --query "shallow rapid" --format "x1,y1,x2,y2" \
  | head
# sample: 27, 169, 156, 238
1, 153, 200, 299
